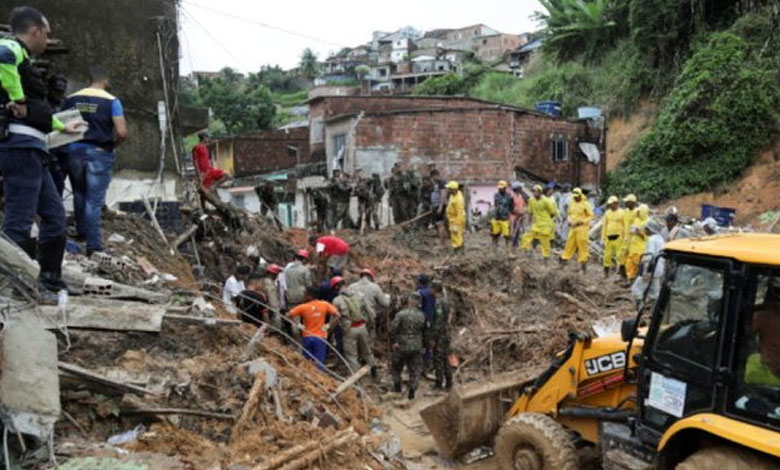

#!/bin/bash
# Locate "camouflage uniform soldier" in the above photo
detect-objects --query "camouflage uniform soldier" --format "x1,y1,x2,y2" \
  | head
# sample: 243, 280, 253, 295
402, 168, 422, 220
334, 289, 377, 378
345, 268, 390, 340
354, 171, 374, 231
391, 292, 427, 399
255, 182, 282, 229
431, 281, 452, 390
369, 173, 385, 229
386, 164, 405, 224
308, 187, 329, 230
327, 169, 352, 229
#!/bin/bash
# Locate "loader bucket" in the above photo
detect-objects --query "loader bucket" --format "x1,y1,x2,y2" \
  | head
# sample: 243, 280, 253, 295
420, 375, 528, 459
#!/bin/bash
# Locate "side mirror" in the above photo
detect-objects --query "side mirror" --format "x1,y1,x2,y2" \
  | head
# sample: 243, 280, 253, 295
621, 318, 637, 343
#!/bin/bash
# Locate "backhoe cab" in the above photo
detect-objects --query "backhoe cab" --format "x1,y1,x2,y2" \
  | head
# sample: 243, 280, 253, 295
422, 234, 780, 469
600, 234, 780, 470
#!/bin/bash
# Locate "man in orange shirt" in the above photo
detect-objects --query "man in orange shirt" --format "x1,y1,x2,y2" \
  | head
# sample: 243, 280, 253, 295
288, 286, 338, 370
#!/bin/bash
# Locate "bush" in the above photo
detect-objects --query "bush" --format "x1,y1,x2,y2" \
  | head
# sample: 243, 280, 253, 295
605, 32, 780, 203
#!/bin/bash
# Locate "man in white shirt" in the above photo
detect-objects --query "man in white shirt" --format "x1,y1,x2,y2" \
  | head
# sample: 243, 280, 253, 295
223, 265, 251, 306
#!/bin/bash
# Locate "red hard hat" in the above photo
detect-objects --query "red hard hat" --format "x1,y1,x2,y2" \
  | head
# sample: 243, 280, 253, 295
330, 276, 345, 288
266, 264, 282, 274
296, 249, 310, 259
360, 268, 376, 279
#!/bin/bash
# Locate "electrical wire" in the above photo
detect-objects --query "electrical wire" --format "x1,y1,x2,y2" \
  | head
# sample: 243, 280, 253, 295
179, 7, 250, 71
182, 0, 347, 49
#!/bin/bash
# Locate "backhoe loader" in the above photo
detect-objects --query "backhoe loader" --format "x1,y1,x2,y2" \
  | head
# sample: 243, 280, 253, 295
422, 233, 780, 469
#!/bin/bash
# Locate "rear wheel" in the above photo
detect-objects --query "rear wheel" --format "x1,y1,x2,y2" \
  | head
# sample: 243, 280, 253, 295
494, 412, 578, 470
675, 446, 778, 470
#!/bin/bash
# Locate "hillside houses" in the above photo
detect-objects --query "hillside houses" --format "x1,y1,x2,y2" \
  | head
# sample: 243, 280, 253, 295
317, 24, 537, 93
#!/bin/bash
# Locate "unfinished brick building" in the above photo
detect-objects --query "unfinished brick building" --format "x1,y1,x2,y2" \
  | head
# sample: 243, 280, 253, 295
310, 95, 605, 190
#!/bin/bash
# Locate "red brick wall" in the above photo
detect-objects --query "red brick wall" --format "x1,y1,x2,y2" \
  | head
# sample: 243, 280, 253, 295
351, 108, 603, 186
229, 127, 310, 177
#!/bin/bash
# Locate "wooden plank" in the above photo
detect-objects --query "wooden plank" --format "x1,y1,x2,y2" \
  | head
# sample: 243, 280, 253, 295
58, 362, 163, 397
331, 365, 370, 399
38, 298, 165, 332
163, 314, 243, 327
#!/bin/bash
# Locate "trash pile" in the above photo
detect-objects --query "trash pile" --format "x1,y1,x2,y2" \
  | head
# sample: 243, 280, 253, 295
0, 195, 404, 470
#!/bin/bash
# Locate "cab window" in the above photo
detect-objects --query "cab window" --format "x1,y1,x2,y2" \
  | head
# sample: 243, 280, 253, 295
731, 270, 780, 426
652, 262, 725, 370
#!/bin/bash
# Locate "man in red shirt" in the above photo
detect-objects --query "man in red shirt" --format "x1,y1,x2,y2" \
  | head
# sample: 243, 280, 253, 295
192, 131, 231, 190
287, 286, 339, 371
309, 234, 350, 270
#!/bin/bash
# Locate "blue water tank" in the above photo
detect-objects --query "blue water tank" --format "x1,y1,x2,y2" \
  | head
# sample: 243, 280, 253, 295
535, 101, 562, 118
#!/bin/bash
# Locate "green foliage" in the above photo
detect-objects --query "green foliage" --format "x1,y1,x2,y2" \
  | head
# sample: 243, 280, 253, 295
249, 65, 301, 92
195, 67, 276, 136
299, 48, 319, 80
606, 32, 780, 203
272, 90, 309, 107
413, 61, 491, 97
536, 0, 625, 61
355, 65, 371, 80
413, 73, 469, 96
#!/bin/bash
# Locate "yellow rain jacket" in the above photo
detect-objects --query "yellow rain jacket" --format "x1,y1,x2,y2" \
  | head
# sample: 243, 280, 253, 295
527, 196, 559, 236
446, 190, 466, 248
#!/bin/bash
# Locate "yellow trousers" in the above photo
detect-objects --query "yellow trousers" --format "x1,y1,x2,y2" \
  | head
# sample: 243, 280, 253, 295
603, 237, 622, 267
450, 223, 464, 249
522, 231, 552, 258
617, 241, 629, 267
626, 253, 642, 280
490, 219, 510, 238
561, 226, 589, 263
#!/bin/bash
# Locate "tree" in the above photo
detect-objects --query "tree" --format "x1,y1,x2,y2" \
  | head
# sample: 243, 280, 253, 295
354, 65, 371, 81
536, 0, 622, 61
249, 65, 299, 92
196, 67, 276, 136
299, 48, 319, 80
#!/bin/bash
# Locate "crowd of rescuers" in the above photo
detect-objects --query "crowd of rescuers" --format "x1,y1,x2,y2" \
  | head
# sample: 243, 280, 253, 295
222, 234, 454, 400
0, 6, 128, 303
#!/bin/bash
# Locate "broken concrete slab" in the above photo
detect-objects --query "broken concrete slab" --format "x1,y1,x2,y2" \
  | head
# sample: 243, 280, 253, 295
0, 315, 60, 441
36, 297, 166, 332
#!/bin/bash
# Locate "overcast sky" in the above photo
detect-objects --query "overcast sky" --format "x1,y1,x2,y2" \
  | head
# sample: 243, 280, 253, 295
178, 0, 544, 75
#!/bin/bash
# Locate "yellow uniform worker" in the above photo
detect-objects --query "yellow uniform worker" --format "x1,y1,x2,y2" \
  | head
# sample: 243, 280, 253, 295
445, 181, 466, 251
601, 196, 625, 272
618, 194, 639, 267
561, 188, 593, 265
625, 204, 650, 281
522, 185, 559, 259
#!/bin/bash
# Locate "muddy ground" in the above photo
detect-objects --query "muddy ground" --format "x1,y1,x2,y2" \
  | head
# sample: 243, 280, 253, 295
8, 204, 636, 469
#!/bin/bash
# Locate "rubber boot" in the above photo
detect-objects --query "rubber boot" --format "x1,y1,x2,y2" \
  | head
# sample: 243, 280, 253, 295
604, 266, 611, 278
370, 366, 378, 382
581, 263, 587, 274
619, 265, 627, 281
37, 236, 67, 303
445, 377, 453, 390
393, 382, 402, 394
407, 388, 416, 400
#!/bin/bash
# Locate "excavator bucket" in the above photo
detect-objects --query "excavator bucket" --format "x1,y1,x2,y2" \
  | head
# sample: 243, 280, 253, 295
420, 374, 530, 459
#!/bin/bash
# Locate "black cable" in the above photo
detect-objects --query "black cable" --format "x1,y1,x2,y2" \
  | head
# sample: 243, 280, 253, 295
182, 0, 347, 49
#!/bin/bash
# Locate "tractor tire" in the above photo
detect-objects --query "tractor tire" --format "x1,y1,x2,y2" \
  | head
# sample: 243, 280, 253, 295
494, 412, 578, 470
675, 446, 778, 470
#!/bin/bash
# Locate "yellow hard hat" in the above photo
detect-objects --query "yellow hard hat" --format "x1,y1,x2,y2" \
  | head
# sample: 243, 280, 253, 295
533, 184, 543, 192
607, 195, 619, 204
497, 180, 508, 189
572, 187, 583, 196
446, 181, 459, 190
623, 194, 637, 203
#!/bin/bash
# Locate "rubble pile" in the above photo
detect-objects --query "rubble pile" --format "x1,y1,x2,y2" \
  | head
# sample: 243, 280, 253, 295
0, 205, 402, 470
350, 228, 636, 382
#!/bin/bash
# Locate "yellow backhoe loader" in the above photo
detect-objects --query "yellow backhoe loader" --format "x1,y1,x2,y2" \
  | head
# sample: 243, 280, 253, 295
422, 233, 780, 469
